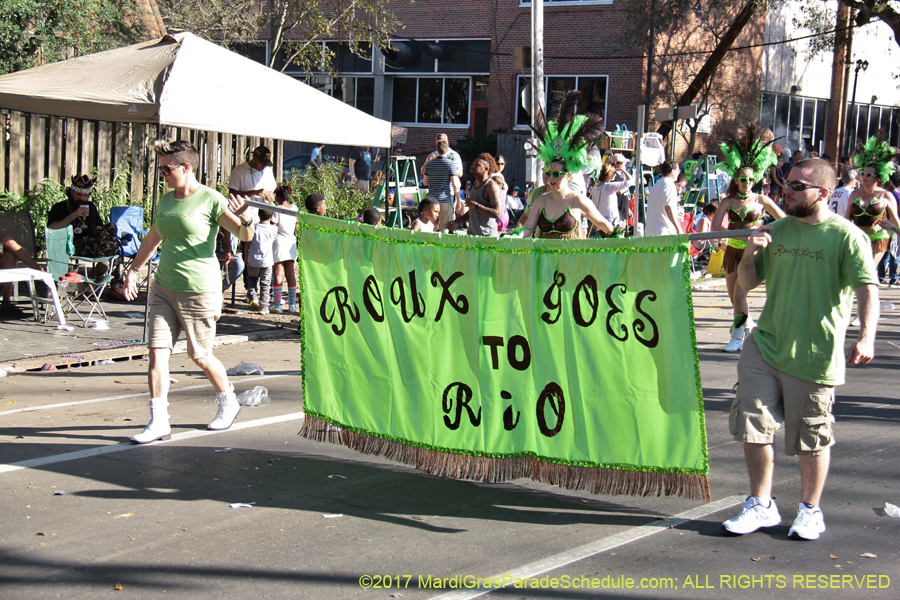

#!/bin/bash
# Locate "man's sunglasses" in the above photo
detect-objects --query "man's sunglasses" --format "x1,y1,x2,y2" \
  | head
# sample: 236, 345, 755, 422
785, 180, 824, 192
544, 170, 567, 178
158, 164, 185, 176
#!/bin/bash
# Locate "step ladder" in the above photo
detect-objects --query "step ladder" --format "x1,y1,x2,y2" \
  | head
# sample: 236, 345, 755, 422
682, 155, 717, 213
373, 156, 422, 229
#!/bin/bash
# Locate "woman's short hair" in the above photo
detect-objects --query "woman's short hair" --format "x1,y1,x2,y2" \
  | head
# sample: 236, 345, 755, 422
305, 193, 326, 213
599, 163, 616, 183
154, 139, 199, 171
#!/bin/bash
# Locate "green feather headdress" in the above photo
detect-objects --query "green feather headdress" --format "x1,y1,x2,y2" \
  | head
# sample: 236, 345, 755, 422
853, 135, 898, 183
528, 90, 605, 174
713, 122, 778, 183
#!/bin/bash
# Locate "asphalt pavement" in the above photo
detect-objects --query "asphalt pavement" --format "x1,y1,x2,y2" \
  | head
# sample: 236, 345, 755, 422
1, 283, 898, 600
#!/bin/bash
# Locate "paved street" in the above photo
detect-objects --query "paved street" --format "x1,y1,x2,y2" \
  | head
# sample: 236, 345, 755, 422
1, 284, 898, 599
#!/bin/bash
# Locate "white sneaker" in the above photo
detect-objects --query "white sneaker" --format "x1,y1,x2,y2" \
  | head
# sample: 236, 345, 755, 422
850, 317, 861, 327
259, 308, 269, 315
722, 497, 781, 534
271, 305, 283, 313
723, 325, 745, 353
208, 385, 240, 431
789, 503, 826, 540
288, 303, 299, 314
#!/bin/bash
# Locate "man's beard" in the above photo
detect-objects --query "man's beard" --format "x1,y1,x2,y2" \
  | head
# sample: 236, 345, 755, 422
784, 198, 815, 218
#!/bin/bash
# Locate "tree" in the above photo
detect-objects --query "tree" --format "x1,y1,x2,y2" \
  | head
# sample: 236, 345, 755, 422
793, 0, 900, 56
0, 0, 146, 75
157, 0, 399, 74
623, 0, 768, 151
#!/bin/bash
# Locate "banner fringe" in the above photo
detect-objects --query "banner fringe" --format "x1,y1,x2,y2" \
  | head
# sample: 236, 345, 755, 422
299, 417, 711, 502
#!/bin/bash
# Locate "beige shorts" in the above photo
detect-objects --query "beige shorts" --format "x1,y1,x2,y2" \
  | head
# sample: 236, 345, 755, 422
437, 202, 453, 231
730, 334, 835, 456
148, 283, 221, 360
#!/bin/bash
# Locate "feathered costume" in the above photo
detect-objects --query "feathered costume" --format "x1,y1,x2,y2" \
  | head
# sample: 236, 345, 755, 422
529, 90, 605, 174
853, 135, 898, 184
715, 123, 778, 351
850, 133, 899, 255
523, 90, 608, 240
713, 122, 779, 183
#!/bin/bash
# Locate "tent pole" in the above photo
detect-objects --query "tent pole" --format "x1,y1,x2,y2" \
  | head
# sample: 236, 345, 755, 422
142, 133, 160, 344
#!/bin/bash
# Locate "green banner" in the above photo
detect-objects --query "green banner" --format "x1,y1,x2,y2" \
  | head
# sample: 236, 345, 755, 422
298, 214, 709, 500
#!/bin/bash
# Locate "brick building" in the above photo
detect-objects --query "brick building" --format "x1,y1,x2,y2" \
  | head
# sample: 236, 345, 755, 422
227, 1, 767, 178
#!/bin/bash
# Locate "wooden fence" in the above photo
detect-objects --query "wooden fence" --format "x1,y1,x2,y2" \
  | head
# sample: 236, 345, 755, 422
1, 108, 285, 201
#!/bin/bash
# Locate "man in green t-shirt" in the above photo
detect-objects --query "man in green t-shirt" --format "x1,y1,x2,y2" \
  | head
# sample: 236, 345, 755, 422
722, 158, 878, 541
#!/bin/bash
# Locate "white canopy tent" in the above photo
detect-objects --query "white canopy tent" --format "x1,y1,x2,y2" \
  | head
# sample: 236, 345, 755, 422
0, 32, 391, 147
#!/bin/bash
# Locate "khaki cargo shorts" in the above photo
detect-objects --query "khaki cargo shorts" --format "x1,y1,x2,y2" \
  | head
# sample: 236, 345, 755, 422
730, 334, 835, 456
148, 282, 222, 360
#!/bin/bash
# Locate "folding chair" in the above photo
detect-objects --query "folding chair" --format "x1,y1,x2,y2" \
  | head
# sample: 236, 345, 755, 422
110, 206, 158, 296
682, 212, 712, 276
44, 226, 118, 326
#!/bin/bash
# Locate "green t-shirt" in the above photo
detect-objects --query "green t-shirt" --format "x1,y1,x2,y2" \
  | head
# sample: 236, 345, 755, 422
753, 215, 877, 386
154, 185, 228, 293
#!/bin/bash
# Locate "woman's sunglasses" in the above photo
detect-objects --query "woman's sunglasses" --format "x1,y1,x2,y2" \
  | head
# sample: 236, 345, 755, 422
736, 177, 752, 183
544, 170, 567, 178
158, 164, 185, 176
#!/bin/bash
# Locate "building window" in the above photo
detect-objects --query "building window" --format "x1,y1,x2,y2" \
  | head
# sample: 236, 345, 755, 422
295, 75, 375, 116
519, 0, 613, 6
843, 103, 900, 152
759, 91, 829, 157
276, 41, 373, 73
516, 75, 608, 128
386, 39, 491, 74
392, 78, 472, 126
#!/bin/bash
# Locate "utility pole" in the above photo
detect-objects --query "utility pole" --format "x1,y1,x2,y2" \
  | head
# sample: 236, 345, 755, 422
531, 0, 544, 183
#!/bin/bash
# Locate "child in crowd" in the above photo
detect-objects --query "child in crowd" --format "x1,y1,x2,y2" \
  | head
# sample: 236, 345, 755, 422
412, 198, 440, 232
305, 193, 327, 216
270, 184, 298, 313
246, 208, 276, 314
362, 208, 382, 226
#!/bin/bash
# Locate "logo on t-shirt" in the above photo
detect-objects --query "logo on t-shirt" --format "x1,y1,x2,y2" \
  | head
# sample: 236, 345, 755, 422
772, 244, 825, 261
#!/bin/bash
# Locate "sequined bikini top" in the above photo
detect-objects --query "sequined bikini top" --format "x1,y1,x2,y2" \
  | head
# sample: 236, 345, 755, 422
851, 196, 886, 227
537, 206, 579, 235
727, 202, 763, 230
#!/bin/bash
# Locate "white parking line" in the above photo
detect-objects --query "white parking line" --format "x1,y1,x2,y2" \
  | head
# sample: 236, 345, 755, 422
0, 372, 298, 416
0, 411, 305, 475
430, 495, 745, 600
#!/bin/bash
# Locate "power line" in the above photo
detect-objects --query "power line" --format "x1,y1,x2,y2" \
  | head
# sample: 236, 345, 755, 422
541, 22, 864, 61
398, 21, 865, 62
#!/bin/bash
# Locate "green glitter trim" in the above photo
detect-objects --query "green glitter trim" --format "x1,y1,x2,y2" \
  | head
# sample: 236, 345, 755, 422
296, 213, 689, 256
680, 241, 711, 475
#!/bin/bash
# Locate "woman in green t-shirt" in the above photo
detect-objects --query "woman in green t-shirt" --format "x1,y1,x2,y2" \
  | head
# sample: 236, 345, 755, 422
123, 140, 256, 444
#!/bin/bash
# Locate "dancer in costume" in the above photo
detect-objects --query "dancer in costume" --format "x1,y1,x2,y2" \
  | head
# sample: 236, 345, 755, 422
711, 123, 785, 353
519, 90, 615, 240
843, 136, 900, 268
